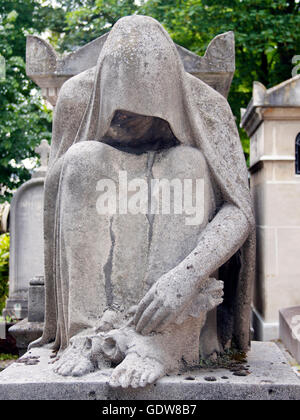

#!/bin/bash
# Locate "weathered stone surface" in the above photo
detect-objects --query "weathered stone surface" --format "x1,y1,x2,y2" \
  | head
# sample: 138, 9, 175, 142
28, 276, 45, 323
280, 307, 300, 364
0, 342, 299, 400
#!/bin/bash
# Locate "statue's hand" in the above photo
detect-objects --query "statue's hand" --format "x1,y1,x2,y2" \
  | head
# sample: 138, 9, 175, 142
133, 270, 195, 335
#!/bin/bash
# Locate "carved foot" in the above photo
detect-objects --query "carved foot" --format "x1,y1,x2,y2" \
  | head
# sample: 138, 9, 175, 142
109, 352, 165, 388
53, 336, 96, 377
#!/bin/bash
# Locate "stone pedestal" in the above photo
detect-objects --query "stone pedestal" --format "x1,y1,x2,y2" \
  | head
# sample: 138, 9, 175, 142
241, 76, 300, 341
8, 276, 45, 355
27, 276, 45, 323
0, 342, 299, 400
8, 319, 43, 356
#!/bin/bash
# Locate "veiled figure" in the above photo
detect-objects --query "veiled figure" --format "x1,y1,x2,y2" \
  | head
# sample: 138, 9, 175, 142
30, 16, 255, 388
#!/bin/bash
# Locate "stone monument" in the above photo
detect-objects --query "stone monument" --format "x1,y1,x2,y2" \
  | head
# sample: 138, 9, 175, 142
1, 16, 299, 400
3, 139, 50, 320
241, 75, 300, 341
28, 15, 255, 387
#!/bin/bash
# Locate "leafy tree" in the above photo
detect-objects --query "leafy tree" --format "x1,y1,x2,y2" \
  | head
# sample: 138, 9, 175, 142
50, 0, 299, 161
139, 0, 300, 158
0, 1, 52, 202
43, 0, 138, 52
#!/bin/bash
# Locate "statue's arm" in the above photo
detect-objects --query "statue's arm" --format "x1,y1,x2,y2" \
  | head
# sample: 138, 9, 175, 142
177, 202, 250, 281
134, 202, 250, 335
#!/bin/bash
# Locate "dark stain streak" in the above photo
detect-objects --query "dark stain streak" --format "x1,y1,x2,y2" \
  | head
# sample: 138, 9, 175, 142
146, 151, 156, 252
104, 217, 115, 307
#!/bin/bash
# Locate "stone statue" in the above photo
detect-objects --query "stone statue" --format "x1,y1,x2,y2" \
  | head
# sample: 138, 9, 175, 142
29, 15, 255, 389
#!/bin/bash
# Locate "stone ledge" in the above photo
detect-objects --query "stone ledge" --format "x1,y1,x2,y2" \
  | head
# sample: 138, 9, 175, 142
0, 342, 299, 400
280, 306, 300, 364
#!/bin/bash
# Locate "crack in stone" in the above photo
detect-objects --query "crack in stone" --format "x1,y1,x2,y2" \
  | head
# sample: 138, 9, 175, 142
146, 151, 156, 252
103, 217, 115, 307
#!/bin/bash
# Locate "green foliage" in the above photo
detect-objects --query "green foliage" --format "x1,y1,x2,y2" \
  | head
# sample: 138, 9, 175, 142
0, 314, 14, 323
0, 353, 18, 361
0, 1, 52, 202
0, 233, 9, 314
138, 0, 300, 161
42, 0, 139, 52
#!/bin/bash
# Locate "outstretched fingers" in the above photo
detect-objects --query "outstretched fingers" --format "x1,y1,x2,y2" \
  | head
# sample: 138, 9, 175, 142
135, 300, 161, 334
139, 307, 169, 335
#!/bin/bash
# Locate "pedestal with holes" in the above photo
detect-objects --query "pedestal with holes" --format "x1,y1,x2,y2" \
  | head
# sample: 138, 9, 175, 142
0, 342, 299, 400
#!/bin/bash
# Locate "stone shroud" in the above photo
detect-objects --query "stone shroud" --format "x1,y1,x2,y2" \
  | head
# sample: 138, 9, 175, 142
0, 342, 299, 400
26, 31, 235, 106
25, 16, 255, 388
241, 75, 300, 341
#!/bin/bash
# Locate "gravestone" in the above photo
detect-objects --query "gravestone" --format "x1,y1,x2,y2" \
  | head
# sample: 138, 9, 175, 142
3, 140, 50, 320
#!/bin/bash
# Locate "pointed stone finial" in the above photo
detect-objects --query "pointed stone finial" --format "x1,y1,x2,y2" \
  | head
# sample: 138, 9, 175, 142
33, 139, 51, 178
252, 81, 267, 106
35, 139, 51, 168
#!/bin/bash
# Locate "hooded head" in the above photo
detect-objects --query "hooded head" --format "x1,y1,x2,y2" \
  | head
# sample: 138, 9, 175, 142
75, 15, 252, 223
75, 15, 190, 146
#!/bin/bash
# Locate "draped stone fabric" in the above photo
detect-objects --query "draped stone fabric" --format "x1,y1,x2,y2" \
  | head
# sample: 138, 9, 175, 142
37, 15, 255, 354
